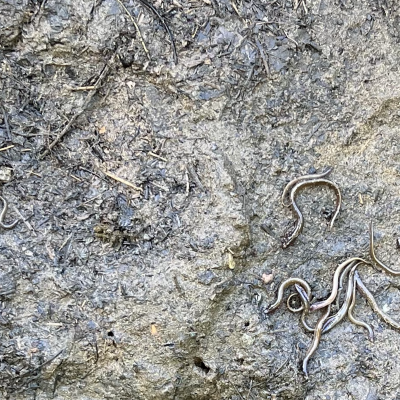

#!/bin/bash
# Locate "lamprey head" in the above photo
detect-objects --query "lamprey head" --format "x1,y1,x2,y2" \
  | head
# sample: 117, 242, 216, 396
281, 228, 295, 249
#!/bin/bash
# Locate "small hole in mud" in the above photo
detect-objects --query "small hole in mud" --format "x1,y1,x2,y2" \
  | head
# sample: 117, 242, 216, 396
107, 331, 114, 337
193, 357, 210, 374
244, 321, 250, 327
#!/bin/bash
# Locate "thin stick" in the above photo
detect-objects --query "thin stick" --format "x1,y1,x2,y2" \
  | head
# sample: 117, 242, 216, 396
228, 379, 245, 400
82, 193, 103, 205
59, 234, 73, 252
79, 166, 109, 183
136, 0, 178, 64
230, 0, 240, 17
13, 206, 36, 236
255, 40, 270, 75
103, 170, 143, 192
14, 349, 64, 380
185, 170, 190, 197
148, 151, 167, 162
39, 113, 81, 159
116, 0, 151, 60
186, 164, 204, 191
70, 174, 82, 182
0, 145, 14, 151
151, 181, 168, 191
66, 85, 96, 91
1, 106, 12, 141
283, 30, 299, 47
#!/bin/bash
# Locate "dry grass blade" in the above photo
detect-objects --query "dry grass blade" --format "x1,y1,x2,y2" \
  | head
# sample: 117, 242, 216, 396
102, 170, 143, 192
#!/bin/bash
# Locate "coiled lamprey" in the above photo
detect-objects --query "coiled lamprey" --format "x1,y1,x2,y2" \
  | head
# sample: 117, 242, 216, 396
281, 168, 341, 248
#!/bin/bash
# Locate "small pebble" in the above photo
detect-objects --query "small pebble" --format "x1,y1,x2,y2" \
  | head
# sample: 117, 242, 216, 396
262, 273, 274, 284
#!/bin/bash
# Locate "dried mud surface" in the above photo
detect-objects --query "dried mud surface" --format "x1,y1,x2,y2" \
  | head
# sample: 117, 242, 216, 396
0, 0, 400, 399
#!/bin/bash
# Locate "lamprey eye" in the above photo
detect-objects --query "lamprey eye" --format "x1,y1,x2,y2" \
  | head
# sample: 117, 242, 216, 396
281, 226, 296, 248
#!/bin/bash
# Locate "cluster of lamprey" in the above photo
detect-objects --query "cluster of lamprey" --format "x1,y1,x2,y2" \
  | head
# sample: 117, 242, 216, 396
266, 168, 400, 377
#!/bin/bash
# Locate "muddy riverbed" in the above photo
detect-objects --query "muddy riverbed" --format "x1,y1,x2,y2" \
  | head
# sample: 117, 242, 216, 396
1, 0, 400, 399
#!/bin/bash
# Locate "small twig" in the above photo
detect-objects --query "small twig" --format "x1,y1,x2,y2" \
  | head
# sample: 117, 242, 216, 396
28, 170, 42, 178
302, 0, 308, 13
151, 181, 168, 191
228, 379, 245, 400
255, 40, 270, 75
14, 349, 64, 380
115, 0, 151, 60
1, 106, 12, 142
70, 174, 82, 182
136, 0, 178, 64
13, 206, 36, 236
0, 145, 14, 152
39, 114, 81, 159
185, 170, 190, 197
283, 30, 299, 47
243, 64, 255, 87
0, 289, 16, 296
66, 85, 96, 91
45, 322, 64, 327
78, 166, 108, 183
148, 151, 167, 162
58, 234, 73, 252
82, 193, 103, 205
186, 164, 204, 191
246, 379, 256, 400
255, 20, 294, 25
230, 0, 240, 17
273, 357, 289, 375
103, 170, 143, 192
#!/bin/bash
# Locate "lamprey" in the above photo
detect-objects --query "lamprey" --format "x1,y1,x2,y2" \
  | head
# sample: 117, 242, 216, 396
348, 273, 374, 342
281, 178, 342, 248
369, 221, 400, 275
322, 263, 359, 334
355, 271, 400, 331
294, 283, 314, 333
0, 196, 19, 229
309, 258, 371, 312
336, 260, 369, 308
336, 260, 358, 308
265, 278, 312, 314
285, 285, 314, 332
286, 292, 304, 313
273, 171, 400, 376
302, 305, 331, 377
286, 284, 311, 314
281, 167, 333, 207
